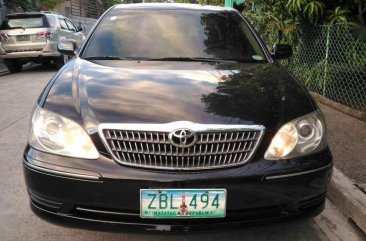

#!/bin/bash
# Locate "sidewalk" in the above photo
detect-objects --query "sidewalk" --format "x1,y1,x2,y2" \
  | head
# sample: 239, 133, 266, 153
318, 102, 366, 234
319, 103, 366, 185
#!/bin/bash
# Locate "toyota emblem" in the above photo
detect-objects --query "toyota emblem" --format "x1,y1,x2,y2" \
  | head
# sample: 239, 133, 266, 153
168, 128, 198, 148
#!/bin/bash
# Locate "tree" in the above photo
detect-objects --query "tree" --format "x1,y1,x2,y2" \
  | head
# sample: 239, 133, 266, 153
102, 0, 122, 9
242, 0, 365, 45
6, 0, 64, 11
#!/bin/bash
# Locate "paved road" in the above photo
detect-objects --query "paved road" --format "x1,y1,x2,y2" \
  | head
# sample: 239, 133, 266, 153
0, 65, 358, 241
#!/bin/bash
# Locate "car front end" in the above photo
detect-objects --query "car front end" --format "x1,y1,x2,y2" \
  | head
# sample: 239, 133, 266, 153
23, 4, 333, 231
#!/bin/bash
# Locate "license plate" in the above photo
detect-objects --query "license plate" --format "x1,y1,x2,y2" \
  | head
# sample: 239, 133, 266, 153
16, 35, 30, 41
140, 189, 226, 218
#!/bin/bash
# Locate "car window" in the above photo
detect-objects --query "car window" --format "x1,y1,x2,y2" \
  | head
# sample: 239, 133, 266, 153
46, 15, 57, 28
0, 16, 45, 29
65, 19, 76, 32
83, 9, 266, 62
58, 18, 69, 30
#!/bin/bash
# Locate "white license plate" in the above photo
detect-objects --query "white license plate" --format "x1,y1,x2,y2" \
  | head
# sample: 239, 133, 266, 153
16, 35, 30, 41
140, 189, 226, 219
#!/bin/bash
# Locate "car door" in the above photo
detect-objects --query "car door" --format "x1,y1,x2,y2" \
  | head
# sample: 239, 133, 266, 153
58, 17, 73, 41
64, 18, 84, 48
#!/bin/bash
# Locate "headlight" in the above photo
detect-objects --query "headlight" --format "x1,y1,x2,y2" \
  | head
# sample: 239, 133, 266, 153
264, 110, 327, 160
29, 106, 99, 159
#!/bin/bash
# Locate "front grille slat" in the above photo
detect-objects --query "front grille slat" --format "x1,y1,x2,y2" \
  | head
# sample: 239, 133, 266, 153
101, 124, 264, 170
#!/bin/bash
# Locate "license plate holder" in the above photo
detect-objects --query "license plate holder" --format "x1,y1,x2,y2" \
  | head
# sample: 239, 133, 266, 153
16, 35, 30, 41
140, 189, 226, 219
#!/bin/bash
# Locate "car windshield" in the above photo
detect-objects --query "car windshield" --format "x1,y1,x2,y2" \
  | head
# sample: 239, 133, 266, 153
0, 16, 45, 29
82, 9, 267, 62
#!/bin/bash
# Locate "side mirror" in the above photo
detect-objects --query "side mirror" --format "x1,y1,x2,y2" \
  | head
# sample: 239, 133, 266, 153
58, 38, 77, 56
271, 44, 293, 59
77, 26, 84, 32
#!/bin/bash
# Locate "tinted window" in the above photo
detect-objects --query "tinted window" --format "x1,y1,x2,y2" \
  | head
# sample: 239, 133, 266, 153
1, 16, 45, 29
46, 15, 57, 28
65, 19, 76, 31
83, 9, 266, 61
59, 19, 68, 30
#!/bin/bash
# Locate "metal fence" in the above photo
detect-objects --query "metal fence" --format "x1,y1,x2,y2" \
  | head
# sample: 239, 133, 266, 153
70, 0, 104, 19
68, 0, 105, 34
285, 24, 366, 111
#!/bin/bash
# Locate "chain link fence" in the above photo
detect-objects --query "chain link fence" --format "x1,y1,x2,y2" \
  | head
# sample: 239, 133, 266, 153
285, 24, 366, 111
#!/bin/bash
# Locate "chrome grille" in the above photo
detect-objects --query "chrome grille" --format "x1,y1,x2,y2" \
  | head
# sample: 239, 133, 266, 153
99, 122, 264, 170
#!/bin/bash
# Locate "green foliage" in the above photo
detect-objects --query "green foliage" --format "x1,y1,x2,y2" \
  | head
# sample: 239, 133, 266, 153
240, 1, 366, 110
175, 0, 199, 3
291, 61, 326, 90
242, 0, 363, 47
244, 1, 302, 46
303, 1, 325, 23
328, 7, 351, 24
103, 0, 122, 9
286, 0, 307, 12
6, 0, 64, 11
286, 0, 325, 24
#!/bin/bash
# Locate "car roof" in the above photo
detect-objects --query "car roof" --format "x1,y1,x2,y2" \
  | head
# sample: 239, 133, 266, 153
114, 3, 235, 12
6, 12, 63, 18
6, 12, 45, 17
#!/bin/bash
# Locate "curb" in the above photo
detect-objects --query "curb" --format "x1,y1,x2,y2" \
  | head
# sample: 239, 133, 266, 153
328, 168, 366, 234
311, 92, 366, 123
314, 200, 366, 241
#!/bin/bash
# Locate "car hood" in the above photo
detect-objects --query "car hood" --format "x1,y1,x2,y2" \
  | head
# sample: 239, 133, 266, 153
43, 58, 316, 133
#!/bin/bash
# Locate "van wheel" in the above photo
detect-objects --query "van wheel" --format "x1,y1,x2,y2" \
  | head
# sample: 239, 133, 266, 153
5, 62, 23, 73
55, 55, 69, 69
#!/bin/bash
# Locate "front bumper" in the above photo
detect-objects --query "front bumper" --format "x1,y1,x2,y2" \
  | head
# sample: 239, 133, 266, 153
23, 146, 333, 231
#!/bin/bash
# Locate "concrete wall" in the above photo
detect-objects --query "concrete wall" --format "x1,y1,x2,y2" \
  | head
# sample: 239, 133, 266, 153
54, 0, 71, 16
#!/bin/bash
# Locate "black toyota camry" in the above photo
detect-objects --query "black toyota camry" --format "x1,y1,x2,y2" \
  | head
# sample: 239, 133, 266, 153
23, 3, 333, 231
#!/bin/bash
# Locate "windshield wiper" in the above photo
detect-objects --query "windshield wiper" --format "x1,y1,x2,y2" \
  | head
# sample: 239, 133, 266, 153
83, 56, 223, 62
83, 56, 265, 63
83, 56, 150, 61
147, 57, 237, 63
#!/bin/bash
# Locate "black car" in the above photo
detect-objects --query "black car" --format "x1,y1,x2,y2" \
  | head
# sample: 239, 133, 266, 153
23, 3, 332, 231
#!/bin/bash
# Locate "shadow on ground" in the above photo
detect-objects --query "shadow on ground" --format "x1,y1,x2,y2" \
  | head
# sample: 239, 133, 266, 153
0, 63, 60, 77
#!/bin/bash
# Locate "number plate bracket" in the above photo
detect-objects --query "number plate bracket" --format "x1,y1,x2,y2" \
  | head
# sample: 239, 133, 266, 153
140, 189, 226, 219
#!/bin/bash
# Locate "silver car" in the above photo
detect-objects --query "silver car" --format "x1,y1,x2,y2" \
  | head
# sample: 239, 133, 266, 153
0, 12, 84, 73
